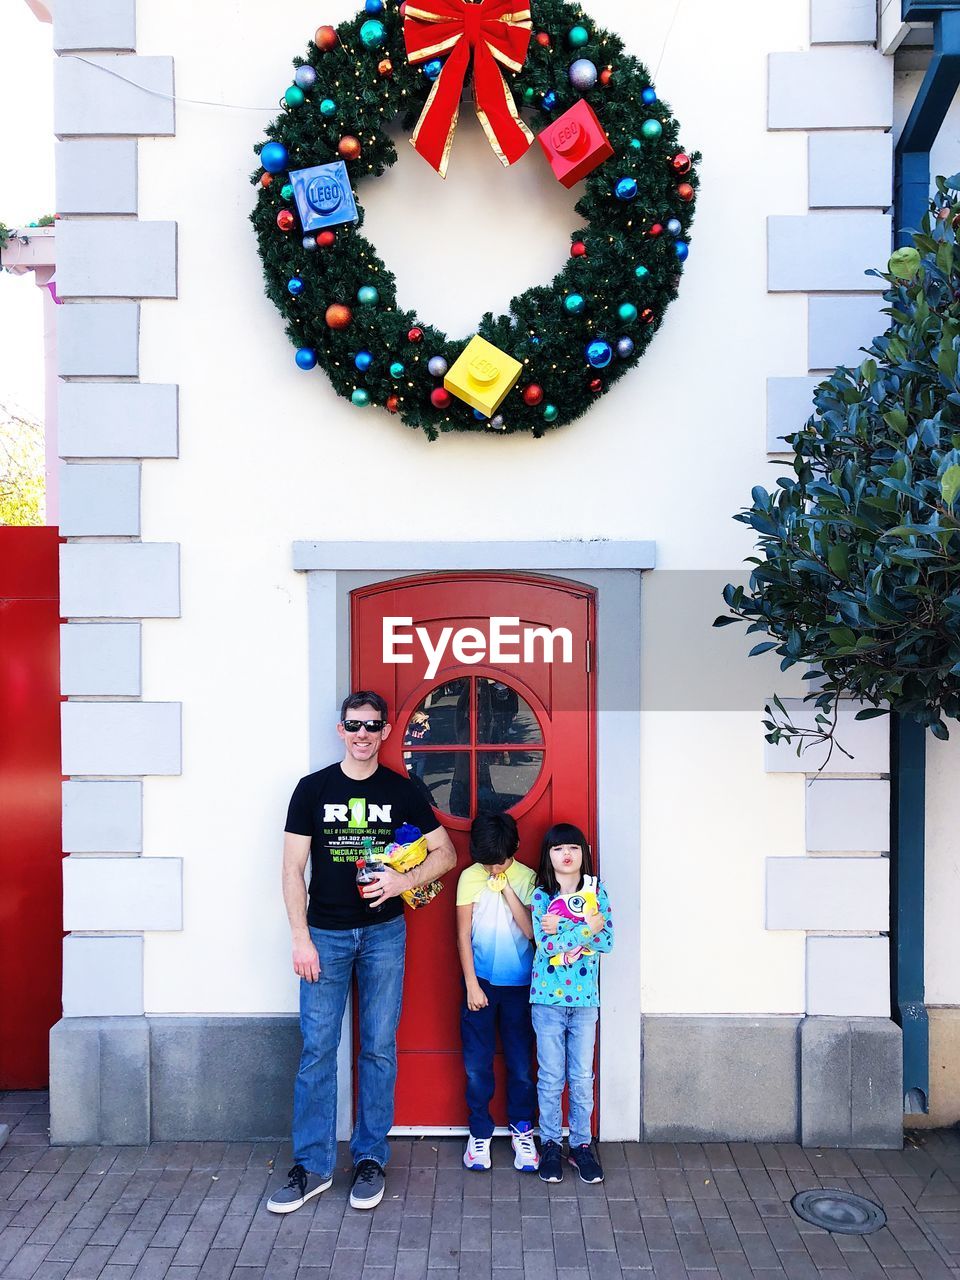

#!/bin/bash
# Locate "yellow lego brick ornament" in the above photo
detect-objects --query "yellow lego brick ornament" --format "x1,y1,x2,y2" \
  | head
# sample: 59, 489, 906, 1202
444, 336, 523, 417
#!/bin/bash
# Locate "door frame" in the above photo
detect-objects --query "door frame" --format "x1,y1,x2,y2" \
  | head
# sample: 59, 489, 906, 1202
293, 540, 652, 1140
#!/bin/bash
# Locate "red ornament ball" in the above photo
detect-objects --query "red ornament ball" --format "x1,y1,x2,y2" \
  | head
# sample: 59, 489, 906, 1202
677, 183, 695, 202
378, 58, 393, 77
431, 388, 452, 410
536, 31, 551, 47
260, 173, 273, 188
600, 66, 613, 86
649, 223, 663, 238
317, 230, 336, 248
408, 326, 424, 343
671, 152, 692, 175
276, 209, 296, 232
522, 384, 544, 407
338, 135, 361, 161
589, 378, 603, 394
386, 395, 400, 414
571, 241, 587, 258
325, 303, 352, 330
315, 25, 338, 51
641, 308, 655, 324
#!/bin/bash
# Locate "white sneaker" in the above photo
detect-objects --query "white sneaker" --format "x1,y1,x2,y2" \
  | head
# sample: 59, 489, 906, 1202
510, 1124, 540, 1172
463, 1135, 492, 1171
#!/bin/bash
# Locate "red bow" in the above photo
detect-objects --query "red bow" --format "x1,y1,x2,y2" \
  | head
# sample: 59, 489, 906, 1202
403, 0, 534, 178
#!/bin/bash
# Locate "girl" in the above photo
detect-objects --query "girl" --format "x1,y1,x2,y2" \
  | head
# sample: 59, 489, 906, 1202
530, 822, 613, 1184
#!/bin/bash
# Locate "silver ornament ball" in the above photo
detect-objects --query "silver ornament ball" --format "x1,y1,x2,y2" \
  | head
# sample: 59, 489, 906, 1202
428, 355, 449, 377
666, 217, 682, 236
569, 58, 599, 91
294, 65, 318, 90
617, 337, 635, 359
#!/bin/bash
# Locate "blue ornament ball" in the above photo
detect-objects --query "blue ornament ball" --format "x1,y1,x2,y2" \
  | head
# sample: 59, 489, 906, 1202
635, 263, 649, 280
641, 87, 657, 106
351, 389, 372, 407
617, 337, 635, 359
615, 177, 638, 202
473, 409, 487, 421
542, 91, 558, 111
390, 361, 405, 378
564, 293, 586, 315
360, 19, 386, 48
357, 285, 380, 306
294, 65, 317, 91
666, 217, 682, 236
569, 58, 598, 91
675, 241, 690, 261
586, 340, 613, 369
319, 98, 337, 117
287, 276, 305, 296
568, 24, 590, 47
355, 350, 374, 372
365, 0, 384, 11
284, 84, 305, 108
619, 302, 639, 324
295, 347, 318, 370
423, 58, 443, 81
260, 141, 288, 174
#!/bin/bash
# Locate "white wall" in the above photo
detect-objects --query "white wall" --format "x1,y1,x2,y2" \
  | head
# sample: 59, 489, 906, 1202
135, 0, 813, 1014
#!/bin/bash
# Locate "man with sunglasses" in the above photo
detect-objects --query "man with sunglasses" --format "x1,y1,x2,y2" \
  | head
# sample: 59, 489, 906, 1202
269, 691, 456, 1215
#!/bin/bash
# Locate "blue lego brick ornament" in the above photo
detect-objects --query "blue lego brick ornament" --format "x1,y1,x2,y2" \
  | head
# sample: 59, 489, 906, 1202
289, 161, 359, 233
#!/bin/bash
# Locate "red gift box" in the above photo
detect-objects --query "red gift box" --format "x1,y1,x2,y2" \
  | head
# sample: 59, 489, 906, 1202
537, 99, 614, 188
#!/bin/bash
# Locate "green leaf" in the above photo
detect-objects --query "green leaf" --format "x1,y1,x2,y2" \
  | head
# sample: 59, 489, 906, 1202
941, 463, 960, 507
889, 247, 921, 280
883, 409, 909, 435
855, 708, 889, 720
748, 641, 779, 656
829, 626, 857, 647
827, 543, 850, 580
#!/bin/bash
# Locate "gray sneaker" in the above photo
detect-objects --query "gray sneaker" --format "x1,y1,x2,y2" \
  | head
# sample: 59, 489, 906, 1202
266, 1163, 332, 1213
349, 1158, 385, 1210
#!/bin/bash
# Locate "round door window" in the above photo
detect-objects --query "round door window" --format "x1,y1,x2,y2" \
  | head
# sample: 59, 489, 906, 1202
402, 677, 544, 819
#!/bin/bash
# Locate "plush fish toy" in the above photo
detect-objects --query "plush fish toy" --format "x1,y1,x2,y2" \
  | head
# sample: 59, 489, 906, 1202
545, 874, 600, 967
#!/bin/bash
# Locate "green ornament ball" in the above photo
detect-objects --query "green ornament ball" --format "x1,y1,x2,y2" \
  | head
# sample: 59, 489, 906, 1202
523, 86, 537, 105
564, 293, 586, 314
390, 361, 405, 378
641, 119, 663, 141
543, 404, 559, 423
281, 183, 293, 200
618, 302, 638, 323
360, 18, 387, 48
568, 24, 590, 48
629, 137, 642, 150
635, 264, 649, 280
352, 389, 372, 407
357, 285, 380, 306
319, 98, 337, 117
889, 247, 921, 280
284, 85, 305, 108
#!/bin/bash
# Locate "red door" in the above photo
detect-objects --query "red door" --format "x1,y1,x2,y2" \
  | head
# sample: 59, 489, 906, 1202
352, 573, 596, 1127
0, 527, 62, 1087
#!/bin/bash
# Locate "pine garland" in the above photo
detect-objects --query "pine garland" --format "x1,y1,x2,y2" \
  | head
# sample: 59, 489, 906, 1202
251, 0, 699, 439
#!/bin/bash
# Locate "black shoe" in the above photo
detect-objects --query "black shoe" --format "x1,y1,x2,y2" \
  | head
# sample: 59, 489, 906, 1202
349, 1158, 385, 1209
568, 1142, 604, 1184
266, 1163, 332, 1213
538, 1139, 563, 1183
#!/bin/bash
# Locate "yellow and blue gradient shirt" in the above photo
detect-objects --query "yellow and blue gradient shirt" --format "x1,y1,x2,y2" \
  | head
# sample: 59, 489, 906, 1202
456, 860, 536, 987
530, 881, 614, 1008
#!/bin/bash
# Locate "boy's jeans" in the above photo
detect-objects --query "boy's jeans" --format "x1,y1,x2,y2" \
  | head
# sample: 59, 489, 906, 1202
293, 916, 405, 1177
531, 1003, 598, 1148
460, 977, 536, 1138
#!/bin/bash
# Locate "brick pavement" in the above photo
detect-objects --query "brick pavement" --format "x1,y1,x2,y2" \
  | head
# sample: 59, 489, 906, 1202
2, 1092, 959, 1280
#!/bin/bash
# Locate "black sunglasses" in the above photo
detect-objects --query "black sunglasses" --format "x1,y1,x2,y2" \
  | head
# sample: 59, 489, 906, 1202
342, 719, 386, 733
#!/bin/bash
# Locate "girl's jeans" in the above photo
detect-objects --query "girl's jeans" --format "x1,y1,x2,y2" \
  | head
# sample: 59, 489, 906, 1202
293, 916, 405, 1177
531, 1003, 598, 1148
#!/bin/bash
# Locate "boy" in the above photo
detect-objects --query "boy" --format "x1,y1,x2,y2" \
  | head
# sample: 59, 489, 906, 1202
456, 812, 539, 1172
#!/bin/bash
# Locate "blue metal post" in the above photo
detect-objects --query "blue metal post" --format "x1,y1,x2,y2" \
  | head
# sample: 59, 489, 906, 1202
890, 0, 960, 1113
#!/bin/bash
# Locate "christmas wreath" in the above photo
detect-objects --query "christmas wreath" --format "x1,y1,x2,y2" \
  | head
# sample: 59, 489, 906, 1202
251, 0, 699, 439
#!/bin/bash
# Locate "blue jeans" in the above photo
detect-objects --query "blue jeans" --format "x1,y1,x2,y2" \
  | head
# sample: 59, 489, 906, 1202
293, 916, 405, 1177
460, 978, 536, 1138
531, 1003, 598, 1148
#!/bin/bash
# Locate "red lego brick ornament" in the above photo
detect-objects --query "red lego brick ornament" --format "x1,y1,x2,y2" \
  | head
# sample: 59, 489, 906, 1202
537, 99, 614, 189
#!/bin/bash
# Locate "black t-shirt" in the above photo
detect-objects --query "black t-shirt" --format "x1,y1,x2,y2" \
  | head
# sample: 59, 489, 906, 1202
285, 763, 440, 930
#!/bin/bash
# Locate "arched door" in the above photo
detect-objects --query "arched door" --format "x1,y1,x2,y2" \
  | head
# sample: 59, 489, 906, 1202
352, 573, 596, 1128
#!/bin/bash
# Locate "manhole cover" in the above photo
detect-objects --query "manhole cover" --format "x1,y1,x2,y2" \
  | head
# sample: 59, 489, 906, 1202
791, 1189, 887, 1235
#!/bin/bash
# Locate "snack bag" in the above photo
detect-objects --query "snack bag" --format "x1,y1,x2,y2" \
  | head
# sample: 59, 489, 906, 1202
381, 823, 445, 910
